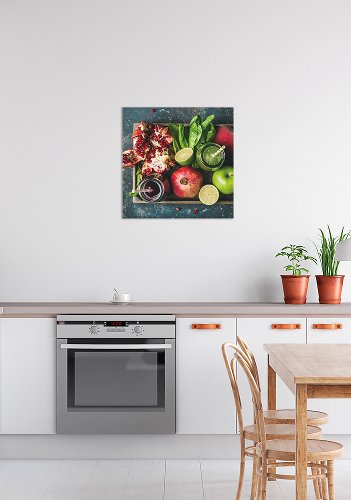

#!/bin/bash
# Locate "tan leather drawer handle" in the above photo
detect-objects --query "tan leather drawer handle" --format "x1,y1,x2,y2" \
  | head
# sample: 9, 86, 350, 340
192, 324, 221, 330
271, 324, 301, 330
313, 323, 343, 330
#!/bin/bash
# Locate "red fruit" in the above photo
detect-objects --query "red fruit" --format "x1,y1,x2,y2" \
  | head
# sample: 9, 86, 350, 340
213, 125, 234, 163
171, 167, 203, 199
122, 149, 142, 167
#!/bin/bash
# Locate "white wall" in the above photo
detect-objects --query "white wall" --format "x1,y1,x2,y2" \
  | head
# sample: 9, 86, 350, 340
1, 0, 351, 303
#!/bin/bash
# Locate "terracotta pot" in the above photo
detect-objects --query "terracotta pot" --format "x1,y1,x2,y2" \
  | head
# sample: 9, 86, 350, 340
316, 275, 344, 304
280, 275, 310, 304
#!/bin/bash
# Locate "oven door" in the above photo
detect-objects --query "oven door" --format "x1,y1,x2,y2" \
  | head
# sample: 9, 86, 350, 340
57, 338, 175, 434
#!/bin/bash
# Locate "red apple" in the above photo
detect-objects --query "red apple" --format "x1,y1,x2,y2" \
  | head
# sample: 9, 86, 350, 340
171, 167, 203, 198
213, 126, 234, 163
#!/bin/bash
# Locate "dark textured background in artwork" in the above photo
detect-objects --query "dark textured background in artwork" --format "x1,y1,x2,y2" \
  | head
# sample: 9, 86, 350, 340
122, 107, 234, 219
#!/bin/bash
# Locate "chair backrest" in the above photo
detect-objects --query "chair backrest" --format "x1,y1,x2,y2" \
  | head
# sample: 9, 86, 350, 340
237, 336, 261, 389
234, 347, 267, 454
221, 342, 246, 437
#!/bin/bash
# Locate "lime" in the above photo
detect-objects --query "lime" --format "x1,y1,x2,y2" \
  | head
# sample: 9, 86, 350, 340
198, 185, 220, 205
175, 147, 195, 166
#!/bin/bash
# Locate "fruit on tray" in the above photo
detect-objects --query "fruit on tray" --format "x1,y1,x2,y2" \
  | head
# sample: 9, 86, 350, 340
198, 185, 220, 205
212, 166, 234, 195
132, 122, 173, 155
213, 126, 233, 163
122, 149, 143, 168
123, 122, 175, 176
175, 147, 195, 166
141, 150, 175, 177
171, 167, 203, 198
124, 114, 234, 205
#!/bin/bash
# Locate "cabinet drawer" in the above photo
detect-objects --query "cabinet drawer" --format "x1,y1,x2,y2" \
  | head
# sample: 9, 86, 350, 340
308, 318, 351, 342
307, 317, 351, 434
176, 317, 236, 434
237, 318, 306, 427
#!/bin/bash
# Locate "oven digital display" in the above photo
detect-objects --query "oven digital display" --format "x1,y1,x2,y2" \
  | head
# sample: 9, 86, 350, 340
104, 321, 128, 327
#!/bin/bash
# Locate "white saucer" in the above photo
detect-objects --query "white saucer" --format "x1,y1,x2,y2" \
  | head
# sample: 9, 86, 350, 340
110, 301, 132, 304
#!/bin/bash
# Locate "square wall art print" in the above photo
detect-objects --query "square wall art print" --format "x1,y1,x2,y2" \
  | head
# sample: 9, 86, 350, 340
122, 107, 234, 219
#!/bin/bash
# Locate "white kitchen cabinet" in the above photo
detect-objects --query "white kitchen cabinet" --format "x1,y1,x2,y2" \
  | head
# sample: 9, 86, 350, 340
0, 318, 56, 434
236, 318, 306, 426
176, 317, 236, 434
307, 317, 351, 434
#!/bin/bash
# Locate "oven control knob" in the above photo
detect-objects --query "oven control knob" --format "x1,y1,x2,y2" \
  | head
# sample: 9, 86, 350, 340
134, 325, 143, 334
90, 325, 99, 335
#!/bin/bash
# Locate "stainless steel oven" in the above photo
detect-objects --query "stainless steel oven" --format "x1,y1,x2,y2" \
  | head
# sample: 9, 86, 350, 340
57, 315, 175, 434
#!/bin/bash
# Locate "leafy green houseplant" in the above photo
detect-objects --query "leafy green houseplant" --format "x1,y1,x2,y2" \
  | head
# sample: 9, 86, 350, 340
314, 226, 351, 304
276, 244, 317, 304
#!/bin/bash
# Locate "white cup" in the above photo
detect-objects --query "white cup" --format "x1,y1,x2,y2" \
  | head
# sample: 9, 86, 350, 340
113, 292, 130, 303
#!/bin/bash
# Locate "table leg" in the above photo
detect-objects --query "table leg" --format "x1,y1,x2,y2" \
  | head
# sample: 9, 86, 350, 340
296, 384, 307, 500
268, 359, 276, 410
267, 358, 277, 481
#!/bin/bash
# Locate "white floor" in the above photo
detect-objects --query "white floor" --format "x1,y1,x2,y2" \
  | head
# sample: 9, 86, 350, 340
0, 459, 350, 499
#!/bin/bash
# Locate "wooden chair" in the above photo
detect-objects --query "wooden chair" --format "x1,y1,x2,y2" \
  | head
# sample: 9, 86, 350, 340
227, 342, 343, 499
222, 342, 323, 500
237, 336, 328, 427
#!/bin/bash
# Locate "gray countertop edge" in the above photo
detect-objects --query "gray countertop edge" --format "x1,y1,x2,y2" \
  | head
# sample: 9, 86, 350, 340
1, 302, 351, 318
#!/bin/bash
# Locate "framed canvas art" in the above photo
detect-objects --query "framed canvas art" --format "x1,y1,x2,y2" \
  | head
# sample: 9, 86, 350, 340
122, 107, 234, 219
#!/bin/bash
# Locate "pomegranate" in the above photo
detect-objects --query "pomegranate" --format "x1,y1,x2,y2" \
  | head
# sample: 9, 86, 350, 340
142, 149, 175, 176
125, 122, 174, 175
122, 149, 143, 167
171, 167, 203, 199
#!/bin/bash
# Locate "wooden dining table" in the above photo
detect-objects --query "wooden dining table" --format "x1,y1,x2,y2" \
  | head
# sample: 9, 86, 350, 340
264, 343, 351, 499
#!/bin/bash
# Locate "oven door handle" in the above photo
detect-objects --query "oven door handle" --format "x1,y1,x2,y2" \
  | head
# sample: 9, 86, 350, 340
60, 344, 173, 350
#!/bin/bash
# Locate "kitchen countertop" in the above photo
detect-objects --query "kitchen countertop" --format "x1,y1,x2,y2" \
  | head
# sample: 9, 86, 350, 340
1, 302, 351, 318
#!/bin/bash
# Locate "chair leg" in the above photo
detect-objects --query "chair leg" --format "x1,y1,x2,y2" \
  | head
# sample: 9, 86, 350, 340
312, 462, 321, 500
256, 458, 262, 500
315, 461, 323, 499
316, 461, 324, 499
260, 458, 268, 500
236, 442, 246, 500
256, 475, 261, 500
321, 461, 328, 500
250, 454, 258, 500
327, 460, 335, 500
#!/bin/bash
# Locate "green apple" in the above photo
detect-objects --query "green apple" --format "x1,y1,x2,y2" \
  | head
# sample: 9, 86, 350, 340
212, 166, 234, 195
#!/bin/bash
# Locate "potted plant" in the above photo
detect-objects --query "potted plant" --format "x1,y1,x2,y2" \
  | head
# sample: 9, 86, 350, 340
275, 244, 317, 304
314, 226, 350, 304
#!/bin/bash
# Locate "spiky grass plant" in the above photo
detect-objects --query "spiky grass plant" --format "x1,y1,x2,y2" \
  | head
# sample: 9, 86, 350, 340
314, 226, 351, 276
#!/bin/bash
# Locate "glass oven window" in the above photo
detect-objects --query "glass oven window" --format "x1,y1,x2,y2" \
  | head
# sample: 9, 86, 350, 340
66, 339, 165, 411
